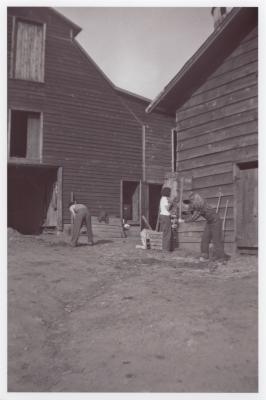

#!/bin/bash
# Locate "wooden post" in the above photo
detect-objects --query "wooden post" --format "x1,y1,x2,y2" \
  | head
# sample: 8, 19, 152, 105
56, 167, 63, 232
223, 200, 229, 241
216, 192, 222, 213
142, 125, 146, 182
142, 215, 153, 231
178, 177, 184, 222
70, 191, 75, 236
120, 180, 125, 237
155, 203, 161, 232
209, 192, 223, 255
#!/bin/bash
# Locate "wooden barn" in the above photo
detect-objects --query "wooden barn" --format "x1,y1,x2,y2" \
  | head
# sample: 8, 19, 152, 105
146, 7, 258, 255
7, 7, 174, 235
116, 87, 175, 229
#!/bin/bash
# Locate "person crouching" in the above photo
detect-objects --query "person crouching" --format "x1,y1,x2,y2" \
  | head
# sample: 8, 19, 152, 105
69, 202, 94, 247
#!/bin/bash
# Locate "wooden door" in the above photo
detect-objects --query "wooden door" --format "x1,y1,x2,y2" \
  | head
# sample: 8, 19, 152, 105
44, 181, 58, 227
43, 168, 62, 229
236, 165, 258, 248
132, 184, 140, 223
140, 181, 149, 230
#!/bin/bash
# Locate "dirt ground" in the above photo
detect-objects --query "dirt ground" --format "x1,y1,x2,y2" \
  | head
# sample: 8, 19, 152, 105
8, 228, 258, 393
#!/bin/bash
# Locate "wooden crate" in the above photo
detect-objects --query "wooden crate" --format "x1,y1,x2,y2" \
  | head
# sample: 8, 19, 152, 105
147, 230, 163, 250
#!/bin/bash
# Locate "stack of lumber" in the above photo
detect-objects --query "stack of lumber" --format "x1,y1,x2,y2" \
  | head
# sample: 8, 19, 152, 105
147, 230, 163, 250
91, 217, 139, 239
64, 217, 139, 239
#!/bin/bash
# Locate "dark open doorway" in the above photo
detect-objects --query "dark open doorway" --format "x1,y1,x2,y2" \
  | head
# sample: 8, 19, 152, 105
9, 110, 42, 160
122, 180, 140, 224
8, 165, 62, 234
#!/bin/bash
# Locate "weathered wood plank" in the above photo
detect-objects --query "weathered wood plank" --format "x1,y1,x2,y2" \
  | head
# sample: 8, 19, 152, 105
226, 35, 258, 58
185, 183, 235, 199
177, 85, 257, 122
178, 231, 234, 243
178, 109, 257, 141
179, 73, 257, 112
178, 97, 257, 131
189, 61, 257, 98
178, 144, 258, 170
192, 172, 233, 189
211, 48, 257, 79
185, 162, 233, 178
179, 133, 257, 161
240, 26, 258, 42
180, 120, 257, 150
179, 218, 234, 232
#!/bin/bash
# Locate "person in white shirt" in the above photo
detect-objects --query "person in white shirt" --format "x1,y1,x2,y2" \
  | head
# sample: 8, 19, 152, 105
69, 202, 94, 247
159, 187, 173, 251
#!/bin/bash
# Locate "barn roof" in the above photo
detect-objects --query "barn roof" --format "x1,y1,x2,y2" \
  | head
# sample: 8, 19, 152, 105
51, 8, 82, 37
115, 86, 152, 104
115, 86, 175, 125
146, 7, 258, 115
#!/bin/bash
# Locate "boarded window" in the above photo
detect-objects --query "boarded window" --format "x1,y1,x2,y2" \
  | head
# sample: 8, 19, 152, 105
12, 19, 45, 82
9, 110, 42, 160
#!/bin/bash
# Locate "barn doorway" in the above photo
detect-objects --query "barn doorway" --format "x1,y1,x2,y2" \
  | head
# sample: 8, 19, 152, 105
121, 180, 140, 224
8, 164, 62, 234
235, 161, 258, 254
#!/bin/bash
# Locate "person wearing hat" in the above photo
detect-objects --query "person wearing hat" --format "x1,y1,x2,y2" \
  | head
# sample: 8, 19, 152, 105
159, 187, 173, 251
182, 192, 228, 262
69, 201, 94, 247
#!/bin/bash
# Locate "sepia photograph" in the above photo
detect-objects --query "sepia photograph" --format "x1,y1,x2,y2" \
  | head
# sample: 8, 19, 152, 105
2, 1, 261, 397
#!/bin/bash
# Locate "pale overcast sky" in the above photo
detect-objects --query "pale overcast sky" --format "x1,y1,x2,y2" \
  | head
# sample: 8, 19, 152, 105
57, 7, 214, 99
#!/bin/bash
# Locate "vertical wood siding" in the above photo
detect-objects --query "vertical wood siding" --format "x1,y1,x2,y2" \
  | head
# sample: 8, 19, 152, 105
176, 25, 258, 253
8, 8, 143, 223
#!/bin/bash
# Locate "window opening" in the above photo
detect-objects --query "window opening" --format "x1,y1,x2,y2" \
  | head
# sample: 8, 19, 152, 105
9, 110, 41, 160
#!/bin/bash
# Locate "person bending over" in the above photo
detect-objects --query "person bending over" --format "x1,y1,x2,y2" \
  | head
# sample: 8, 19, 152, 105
69, 202, 94, 247
183, 192, 229, 262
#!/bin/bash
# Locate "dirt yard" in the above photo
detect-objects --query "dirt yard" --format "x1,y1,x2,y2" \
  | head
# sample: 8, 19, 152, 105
8, 228, 258, 393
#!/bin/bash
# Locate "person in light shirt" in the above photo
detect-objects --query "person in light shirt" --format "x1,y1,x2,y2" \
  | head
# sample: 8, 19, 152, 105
159, 187, 173, 251
69, 201, 94, 247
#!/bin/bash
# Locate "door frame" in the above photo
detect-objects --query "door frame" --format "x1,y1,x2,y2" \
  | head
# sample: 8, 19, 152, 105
120, 178, 141, 226
233, 160, 258, 252
56, 166, 63, 231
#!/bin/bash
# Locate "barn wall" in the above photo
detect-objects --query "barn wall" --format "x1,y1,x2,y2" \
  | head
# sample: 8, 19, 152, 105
176, 25, 258, 253
144, 123, 173, 183
117, 92, 174, 183
8, 7, 143, 224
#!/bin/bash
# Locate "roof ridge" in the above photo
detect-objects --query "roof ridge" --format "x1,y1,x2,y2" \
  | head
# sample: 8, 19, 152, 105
51, 8, 82, 37
146, 7, 242, 113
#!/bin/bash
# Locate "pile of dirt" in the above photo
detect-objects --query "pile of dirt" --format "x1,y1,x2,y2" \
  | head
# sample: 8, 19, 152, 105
7, 227, 23, 240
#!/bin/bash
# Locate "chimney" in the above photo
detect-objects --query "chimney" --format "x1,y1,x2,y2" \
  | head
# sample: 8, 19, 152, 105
211, 7, 229, 29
